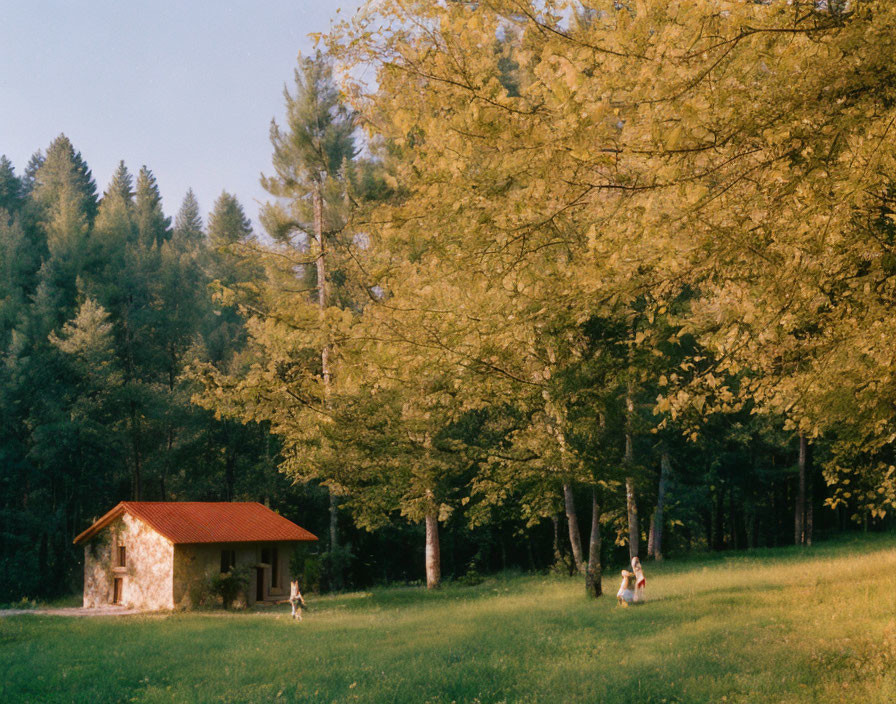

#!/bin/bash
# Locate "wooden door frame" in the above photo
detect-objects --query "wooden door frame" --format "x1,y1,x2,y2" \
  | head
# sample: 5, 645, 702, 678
255, 566, 264, 602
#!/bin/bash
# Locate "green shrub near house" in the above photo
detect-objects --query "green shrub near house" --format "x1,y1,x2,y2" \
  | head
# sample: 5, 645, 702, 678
208, 566, 251, 609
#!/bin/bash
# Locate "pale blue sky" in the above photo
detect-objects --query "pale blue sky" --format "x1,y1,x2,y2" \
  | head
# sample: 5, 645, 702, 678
0, 1, 366, 229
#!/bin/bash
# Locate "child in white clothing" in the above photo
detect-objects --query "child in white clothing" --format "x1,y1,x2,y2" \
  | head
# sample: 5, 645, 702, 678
617, 570, 635, 605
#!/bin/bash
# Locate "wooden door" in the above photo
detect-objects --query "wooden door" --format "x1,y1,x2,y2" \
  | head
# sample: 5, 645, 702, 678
255, 567, 264, 602
113, 577, 123, 605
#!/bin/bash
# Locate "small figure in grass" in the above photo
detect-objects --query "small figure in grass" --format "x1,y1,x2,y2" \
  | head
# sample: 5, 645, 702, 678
617, 570, 636, 606
617, 556, 646, 607
289, 580, 306, 621
631, 556, 646, 603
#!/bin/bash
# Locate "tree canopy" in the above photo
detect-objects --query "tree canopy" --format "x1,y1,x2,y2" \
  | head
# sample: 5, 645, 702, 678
3, 1, 896, 602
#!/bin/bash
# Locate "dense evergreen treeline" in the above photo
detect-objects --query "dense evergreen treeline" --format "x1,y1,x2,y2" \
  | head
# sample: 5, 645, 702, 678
6, 2, 896, 602
0, 138, 288, 599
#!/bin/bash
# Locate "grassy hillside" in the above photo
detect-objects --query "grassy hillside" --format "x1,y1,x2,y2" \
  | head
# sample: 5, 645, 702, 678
2, 535, 895, 703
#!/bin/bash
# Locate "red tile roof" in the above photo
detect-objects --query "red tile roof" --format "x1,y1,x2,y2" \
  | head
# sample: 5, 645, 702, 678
73, 502, 318, 545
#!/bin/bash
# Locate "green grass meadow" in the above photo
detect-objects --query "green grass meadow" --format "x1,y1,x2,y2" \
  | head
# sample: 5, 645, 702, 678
2, 535, 895, 704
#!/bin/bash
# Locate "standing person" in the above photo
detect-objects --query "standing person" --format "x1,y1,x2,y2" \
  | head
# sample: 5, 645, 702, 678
617, 570, 635, 606
631, 556, 646, 602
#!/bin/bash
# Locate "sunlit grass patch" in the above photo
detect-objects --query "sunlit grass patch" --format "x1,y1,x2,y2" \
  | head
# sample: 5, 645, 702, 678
2, 534, 895, 703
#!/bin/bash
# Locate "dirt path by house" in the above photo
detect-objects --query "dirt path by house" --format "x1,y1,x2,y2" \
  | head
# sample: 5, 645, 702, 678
0, 606, 142, 617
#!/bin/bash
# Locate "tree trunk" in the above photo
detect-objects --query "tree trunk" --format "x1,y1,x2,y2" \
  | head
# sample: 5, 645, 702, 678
647, 515, 656, 559
652, 450, 670, 561
425, 510, 441, 589
795, 433, 807, 546
160, 421, 173, 501
129, 401, 142, 501
806, 452, 814, 547
314, 184, 343, 589
499, 531, 507, 571
162, 349, 176, 502
728, 486, 738, 550
314, 186, 331, 389
626, 477, 639, 559
563, 483, 586, 574
552, 514, 574, 575
224, 437, 235, 502
38, 533, 48, 584
713, 486, 724, 550
585, 489, 602, 598
807, 437, 814, 546
123, 307, 142, 501
328, 487, 342, 589
625, 384, 639, 560
703, 495, 713, 548
551, 514, 563, 565
807, 497, 814, 547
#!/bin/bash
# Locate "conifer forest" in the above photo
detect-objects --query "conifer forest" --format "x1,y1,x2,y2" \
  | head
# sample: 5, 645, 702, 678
3, 0, 896, 602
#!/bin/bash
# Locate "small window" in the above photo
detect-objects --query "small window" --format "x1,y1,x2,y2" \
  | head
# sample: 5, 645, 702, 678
220, 549, 236, 573
113, 577, 123, 605
260, 547, 271, 565
118, 545, 127, 568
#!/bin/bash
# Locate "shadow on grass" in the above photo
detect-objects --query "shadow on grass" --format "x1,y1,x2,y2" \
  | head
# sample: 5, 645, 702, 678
293, 571, 553, 615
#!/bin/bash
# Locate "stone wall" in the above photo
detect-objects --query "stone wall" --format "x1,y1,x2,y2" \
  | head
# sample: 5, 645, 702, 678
173, 542, 296, 609
83, 535, 113, 608
82, 517, 298, 611
82, 514, 174, 610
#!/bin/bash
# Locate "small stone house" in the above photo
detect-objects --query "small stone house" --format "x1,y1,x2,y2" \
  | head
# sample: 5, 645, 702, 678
74, 502, 317, 610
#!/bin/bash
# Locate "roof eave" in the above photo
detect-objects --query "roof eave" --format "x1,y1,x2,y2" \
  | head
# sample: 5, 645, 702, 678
73, 501, 320, 545
172, 535, 319, 545
72, 502, 127, 545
